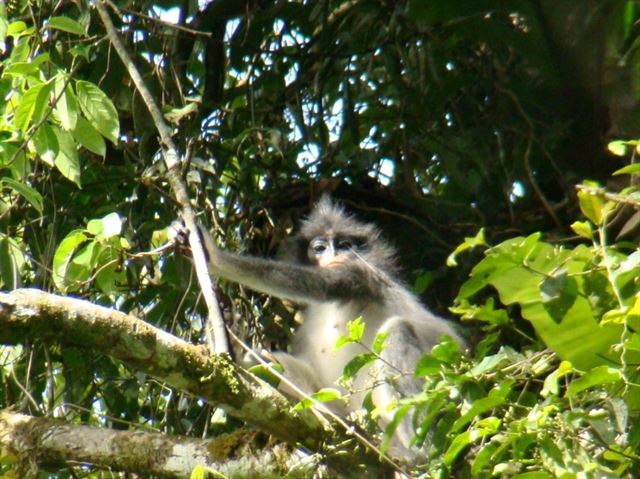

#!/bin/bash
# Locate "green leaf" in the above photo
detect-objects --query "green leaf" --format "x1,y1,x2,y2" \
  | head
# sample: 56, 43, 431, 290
53, 230, 89, 292
431, 336, 461, 363
566, 366, 623, 397
513, 472, 553, 479
612, 162, 640, 175
570, 220, 593, 240
13, 82, 52, 134
414, 354, 443, 377
469, 347, 515, 375
451, 382, 512, 433
539, 269, 578, 323
53, 127, 81, 186
444, 417, 500, 466
86, 218, 104, 237
381, 405, 411, 453
577, 189, 604, 224
247, 363, 282, 387
335, 317, 365, 348
457, 235, 622, 370
7, 21, 28, 37
95, 244, 126, 295
31, 123, 59, 166
164, 102, 198, 124
46, 16, 86, 36
293, 388, 342, 410
541, 360, 573, 397
447, 228, 487, 266
55, 75, 78, 131
372, 331, 389, 354
0, 237, 19, 289
450, 298, 509, 327
72, 116, 106, 157
0, 177, 43, 213
76, 80, 120, 144
341, 352, 376, 379
414, 270, 434, 294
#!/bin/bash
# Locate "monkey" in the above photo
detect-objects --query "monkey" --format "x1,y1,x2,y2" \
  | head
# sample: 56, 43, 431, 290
184, 196, 463, 462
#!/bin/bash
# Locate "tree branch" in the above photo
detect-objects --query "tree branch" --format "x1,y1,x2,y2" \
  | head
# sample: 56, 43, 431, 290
0, 289, 390, 476
94, 0, 228, 354
0, 410, 316, 478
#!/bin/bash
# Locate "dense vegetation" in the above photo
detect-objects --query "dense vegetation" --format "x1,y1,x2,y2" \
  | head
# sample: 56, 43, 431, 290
1, 0, 640, 477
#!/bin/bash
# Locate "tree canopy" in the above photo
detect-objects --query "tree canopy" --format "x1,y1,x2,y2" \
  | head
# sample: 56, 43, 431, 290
1, 0, 640, 477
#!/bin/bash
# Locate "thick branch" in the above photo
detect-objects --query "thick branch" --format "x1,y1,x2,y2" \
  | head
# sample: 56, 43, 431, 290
0, 289, 389, 475
0, 410, 316, 478
94, 0, 228, 354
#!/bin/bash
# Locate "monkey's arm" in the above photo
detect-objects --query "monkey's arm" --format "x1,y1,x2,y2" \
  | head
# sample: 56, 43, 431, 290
199, 226, 382, 303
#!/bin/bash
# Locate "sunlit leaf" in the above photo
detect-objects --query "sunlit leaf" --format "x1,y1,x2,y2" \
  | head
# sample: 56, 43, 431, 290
0, 177, 43, 213
46, 16, 86, 36
53, 127, 81, 186
444, 417, 500, 465
55, 75, 78, 131
52, 230, 89, 292
293, 388, 342, 410
336, 317, 365, 348
447, 228, 487, 266
13, 82, 52, 134
372, 331, 389, 354
612, 162, 640, 175
341, 352, 376, 379
72, 116, 106, 156
566, 366, 623, 397
570, 220, 592, 240
577, 189, 603, 225
607, 140, 628, 157
76, 80, 120, 144
414, 354, 442, 377
0, 237, 19, 289
31, 123, 59, 167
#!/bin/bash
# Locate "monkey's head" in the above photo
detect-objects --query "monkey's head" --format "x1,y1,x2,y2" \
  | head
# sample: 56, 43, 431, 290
288, 196, 399, 274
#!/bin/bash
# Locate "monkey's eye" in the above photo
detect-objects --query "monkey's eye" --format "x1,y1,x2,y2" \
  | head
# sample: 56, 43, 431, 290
310, 238, 329, 255
336, 239, 355, 251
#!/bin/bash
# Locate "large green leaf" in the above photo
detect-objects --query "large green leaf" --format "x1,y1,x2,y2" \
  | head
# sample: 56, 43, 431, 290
46, 16, 86, 36
13, 81, 52, 134
0, 176, 43, 213
459, 236, 622, 369
31, 122, 59, 166
72, 116, 106, 157
75, 80, 120, 144
55, 75, 79, 131
53, 230, 90, 292
53, 127, 81, 186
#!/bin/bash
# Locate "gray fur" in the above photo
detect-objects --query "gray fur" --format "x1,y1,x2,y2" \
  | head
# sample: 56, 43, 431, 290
199, 196, 462, 463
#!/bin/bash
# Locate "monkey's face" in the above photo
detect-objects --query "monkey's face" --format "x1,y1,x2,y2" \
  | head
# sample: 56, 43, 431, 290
307, 236, 363, 268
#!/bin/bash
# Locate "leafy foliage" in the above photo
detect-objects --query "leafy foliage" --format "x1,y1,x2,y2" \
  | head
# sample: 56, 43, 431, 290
2, 0, 640, 477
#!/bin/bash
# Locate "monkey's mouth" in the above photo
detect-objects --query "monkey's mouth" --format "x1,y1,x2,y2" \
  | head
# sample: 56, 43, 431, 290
319, 258, 346, 268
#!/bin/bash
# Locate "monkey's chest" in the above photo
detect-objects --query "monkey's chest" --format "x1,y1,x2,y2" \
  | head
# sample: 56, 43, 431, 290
293, 301, 383, 384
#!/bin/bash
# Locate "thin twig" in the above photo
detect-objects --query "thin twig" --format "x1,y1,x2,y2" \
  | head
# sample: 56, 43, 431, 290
108, 1, 212, 38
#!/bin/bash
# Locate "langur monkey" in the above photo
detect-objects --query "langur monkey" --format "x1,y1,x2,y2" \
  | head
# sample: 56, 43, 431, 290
191, 196, 462, 461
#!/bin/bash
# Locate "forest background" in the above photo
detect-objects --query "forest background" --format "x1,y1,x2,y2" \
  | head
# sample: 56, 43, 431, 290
1, 0, 640, 477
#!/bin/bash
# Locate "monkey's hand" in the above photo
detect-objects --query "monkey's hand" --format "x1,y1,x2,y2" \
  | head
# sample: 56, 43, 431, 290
168, 219, 190, 246
169, 218, 224, 269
